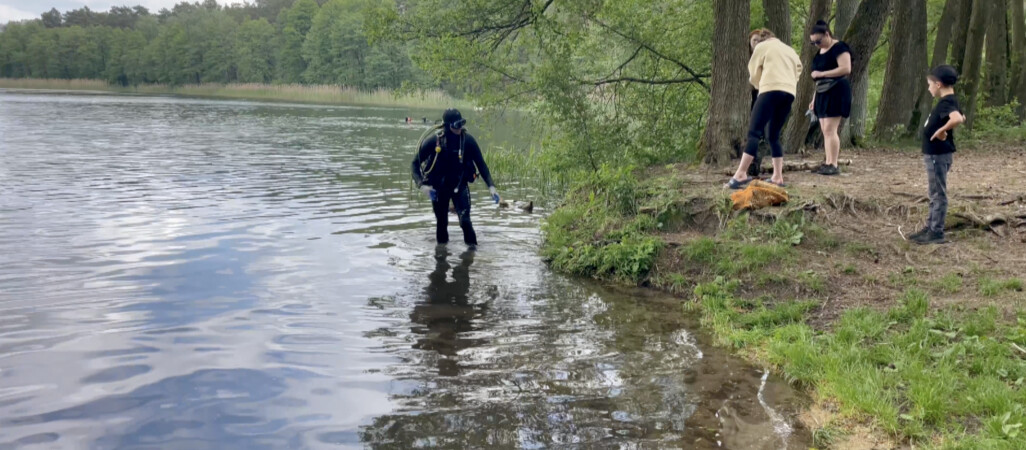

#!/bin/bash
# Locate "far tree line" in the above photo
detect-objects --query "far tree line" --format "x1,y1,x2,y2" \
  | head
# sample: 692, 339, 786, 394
0, 0, 430, 91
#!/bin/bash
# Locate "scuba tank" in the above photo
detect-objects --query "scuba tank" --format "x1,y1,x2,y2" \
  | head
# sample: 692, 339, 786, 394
416, 124, 466, 181
417, 124, 445, 179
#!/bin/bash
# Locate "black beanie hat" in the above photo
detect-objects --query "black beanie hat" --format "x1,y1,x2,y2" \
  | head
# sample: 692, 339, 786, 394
930, 65, 959, 86
442, 108, 462, 125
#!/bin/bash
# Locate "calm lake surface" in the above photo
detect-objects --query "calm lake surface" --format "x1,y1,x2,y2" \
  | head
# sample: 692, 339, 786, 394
0, 91, 810, 449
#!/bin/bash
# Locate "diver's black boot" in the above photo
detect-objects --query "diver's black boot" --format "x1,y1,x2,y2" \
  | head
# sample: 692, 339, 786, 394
461, 224, 477, 246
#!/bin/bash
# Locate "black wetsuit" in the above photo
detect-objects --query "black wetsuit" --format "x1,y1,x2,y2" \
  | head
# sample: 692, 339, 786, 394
411, 129, 494, 245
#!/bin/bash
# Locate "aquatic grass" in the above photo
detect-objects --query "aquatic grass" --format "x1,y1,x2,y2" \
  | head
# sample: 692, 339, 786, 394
0, 78, 109, 90
483, 144, 571, 200
0, 78, 464, 109
689, 280, 1026, 446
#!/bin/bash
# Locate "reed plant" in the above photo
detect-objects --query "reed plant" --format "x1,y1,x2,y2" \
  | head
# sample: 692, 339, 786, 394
0, 78, 464, 109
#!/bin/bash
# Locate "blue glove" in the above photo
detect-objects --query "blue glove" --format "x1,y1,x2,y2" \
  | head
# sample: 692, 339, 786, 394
489, 186, 500, 204
420, 185, 437, 202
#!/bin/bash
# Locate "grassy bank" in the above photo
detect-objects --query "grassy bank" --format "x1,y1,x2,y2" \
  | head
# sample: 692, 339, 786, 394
541, 151, 1026, 448
0, 78, 466, 109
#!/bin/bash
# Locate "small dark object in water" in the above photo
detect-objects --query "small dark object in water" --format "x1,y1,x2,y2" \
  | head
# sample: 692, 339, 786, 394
498, 200, 533, 213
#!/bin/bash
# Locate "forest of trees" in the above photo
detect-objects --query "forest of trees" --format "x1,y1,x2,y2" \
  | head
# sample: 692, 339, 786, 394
2, 0, 1025, 168
368, 0, 1026, 166
0, 0, 426, 90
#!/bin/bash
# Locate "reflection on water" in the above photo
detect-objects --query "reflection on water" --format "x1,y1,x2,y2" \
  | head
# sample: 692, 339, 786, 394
0, 90, 808, 449
411, 247, 483, 377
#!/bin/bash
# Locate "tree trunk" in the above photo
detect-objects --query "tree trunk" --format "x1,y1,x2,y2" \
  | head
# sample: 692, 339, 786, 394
839, 0, 893, 147
834, 0, 861, 145
931, 0, 961, 71
961, 0, 991, 130
780, 0, 833, 154
842, 76, 871, 146
700, 0, 751, 164
910, 0, 961, 135
874, 0, 928, 141
984, 0, 1009, 107
1011, 0, 1026, 118
836, 0, 861, 39
763, 0, 793, 45
949, 0, 974, 74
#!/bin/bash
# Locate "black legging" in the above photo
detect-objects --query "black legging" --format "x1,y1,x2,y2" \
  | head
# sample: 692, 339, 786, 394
432, 184, 477, 245
745, 91, 794, 158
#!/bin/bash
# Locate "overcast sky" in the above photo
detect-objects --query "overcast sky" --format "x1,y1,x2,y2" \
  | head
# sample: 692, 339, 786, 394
1, 1, 227, 23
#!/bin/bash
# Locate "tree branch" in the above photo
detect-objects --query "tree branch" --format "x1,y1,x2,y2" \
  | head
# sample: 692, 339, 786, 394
591, 18, 710, 91
603, 46, 644, 79
588, 75, 709, 87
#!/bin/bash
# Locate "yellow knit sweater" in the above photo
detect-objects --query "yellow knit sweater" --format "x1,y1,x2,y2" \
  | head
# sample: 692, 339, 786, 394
748, 38, 802, 96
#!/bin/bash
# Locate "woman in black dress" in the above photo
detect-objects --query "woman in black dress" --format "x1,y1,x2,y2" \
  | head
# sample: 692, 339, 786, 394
808, 20, 852, 176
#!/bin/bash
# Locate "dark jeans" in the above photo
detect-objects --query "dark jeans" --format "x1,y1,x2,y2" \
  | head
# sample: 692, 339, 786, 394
432, 185, 477, 245
924, 153, 953, 234
745, 91, 794, 158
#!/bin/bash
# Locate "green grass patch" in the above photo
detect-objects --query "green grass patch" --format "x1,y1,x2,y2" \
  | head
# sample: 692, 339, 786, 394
541, 166, 663, 284
888, 266, 920, 289
935, 273, 964, 294
681, 238, 795, 277
678, 214, 808, 279
979, 277, 1025, 297
798, 270, 827, 294
845, 241, 879, 260
689, 280, 1026, 446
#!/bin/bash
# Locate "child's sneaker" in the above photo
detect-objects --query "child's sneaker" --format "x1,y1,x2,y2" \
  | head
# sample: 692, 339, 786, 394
912, 231, 946, 245
907, 227, 930, 241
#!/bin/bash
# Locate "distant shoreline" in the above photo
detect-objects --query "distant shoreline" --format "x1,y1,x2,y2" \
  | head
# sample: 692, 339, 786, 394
0, 78, 469, 110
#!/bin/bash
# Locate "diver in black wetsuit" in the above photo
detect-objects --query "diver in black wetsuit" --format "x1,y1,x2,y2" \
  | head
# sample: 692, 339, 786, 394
411, 109, 499, 246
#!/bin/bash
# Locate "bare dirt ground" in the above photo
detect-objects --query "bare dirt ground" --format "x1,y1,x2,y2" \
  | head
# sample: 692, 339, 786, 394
660, 146, 1026, 326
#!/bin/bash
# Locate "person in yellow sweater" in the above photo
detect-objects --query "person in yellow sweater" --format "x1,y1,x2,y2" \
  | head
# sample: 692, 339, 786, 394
727, 29, 803, 189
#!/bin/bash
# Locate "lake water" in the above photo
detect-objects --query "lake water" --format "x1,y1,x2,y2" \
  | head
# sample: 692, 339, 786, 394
0, 91, 810, 449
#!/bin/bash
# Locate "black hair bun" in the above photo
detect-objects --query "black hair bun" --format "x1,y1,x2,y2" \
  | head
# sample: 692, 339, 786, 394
816, 20, 828, 26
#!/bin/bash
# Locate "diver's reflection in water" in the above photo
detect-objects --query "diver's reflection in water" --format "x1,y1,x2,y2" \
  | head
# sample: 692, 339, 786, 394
409, 246, 487, 376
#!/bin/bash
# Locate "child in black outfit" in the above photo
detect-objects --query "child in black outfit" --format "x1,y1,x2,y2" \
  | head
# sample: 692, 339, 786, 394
911, 65, 965, 245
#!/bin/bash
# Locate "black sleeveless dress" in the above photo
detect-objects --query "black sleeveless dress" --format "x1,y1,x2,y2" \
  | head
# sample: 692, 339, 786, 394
812, 41, 852, 118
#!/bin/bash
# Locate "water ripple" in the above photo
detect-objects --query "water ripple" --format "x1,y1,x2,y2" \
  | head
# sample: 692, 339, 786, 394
0, 91, 808, 449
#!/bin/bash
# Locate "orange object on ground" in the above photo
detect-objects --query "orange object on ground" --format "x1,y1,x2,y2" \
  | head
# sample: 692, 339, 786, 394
730, 180, 789, 211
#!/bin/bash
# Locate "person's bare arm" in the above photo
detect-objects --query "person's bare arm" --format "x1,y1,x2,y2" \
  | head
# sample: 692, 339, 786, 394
931, 111, 965, 141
